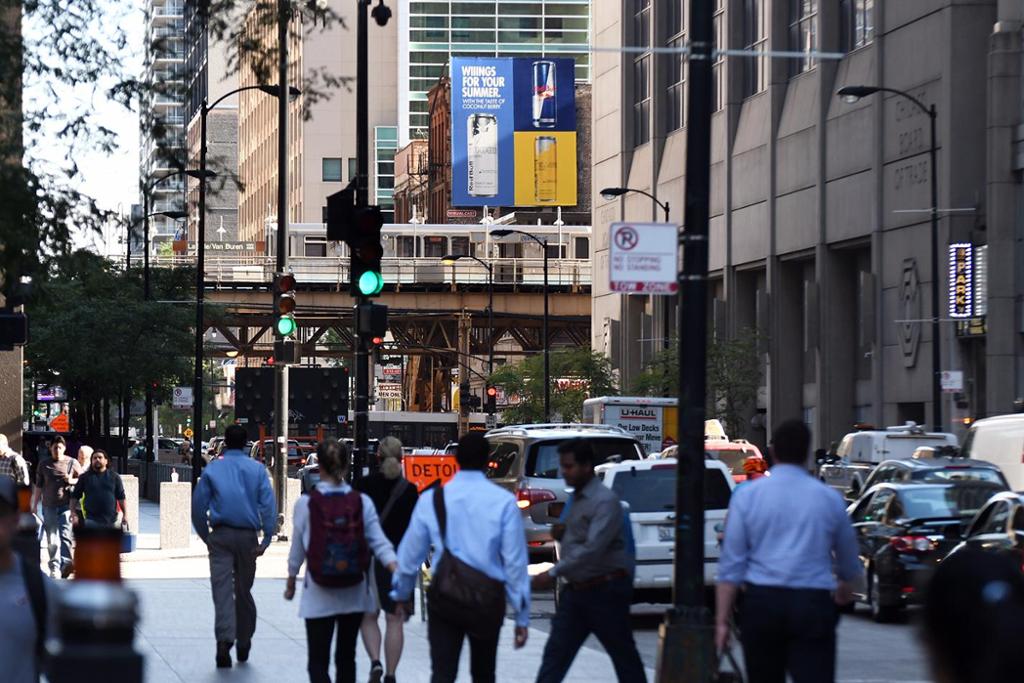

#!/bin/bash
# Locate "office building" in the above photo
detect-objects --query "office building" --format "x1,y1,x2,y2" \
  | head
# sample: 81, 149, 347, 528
237, 1, 398, 242
592, 1, 1017, 447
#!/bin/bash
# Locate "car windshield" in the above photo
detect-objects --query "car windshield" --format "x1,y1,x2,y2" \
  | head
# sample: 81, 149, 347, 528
910, 467, 1006, 486
610, 465, 732, 512
894, 484, 1004, 520
527, 438, 643, 478
706, 448, 757, 475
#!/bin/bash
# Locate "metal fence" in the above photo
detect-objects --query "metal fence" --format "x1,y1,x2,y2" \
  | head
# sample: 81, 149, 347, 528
127, 461, 193, 502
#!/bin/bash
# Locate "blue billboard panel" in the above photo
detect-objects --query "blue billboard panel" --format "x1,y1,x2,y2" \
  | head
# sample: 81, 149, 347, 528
451, 58, 516, 207
451, 57, 578, 208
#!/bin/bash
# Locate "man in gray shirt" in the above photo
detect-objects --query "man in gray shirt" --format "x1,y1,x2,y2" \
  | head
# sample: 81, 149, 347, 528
0, 477, 54, 682
532, 438, 646, 683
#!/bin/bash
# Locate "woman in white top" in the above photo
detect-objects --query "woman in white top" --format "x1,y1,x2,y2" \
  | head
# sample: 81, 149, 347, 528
286, 438, 398, 683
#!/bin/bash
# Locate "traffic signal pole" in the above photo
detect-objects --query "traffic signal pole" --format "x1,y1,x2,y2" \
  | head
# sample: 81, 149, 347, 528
272, 0, 291, 530
352, 0, 370, 483
655, 0, 714, 680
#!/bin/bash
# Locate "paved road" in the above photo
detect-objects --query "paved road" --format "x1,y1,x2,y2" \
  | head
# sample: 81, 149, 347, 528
529, 588, 932, 683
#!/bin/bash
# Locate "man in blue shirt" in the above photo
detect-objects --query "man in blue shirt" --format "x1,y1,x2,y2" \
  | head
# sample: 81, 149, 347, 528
192, 424, 277, 669
391, 432, 529, 682
716, 419, 862, 683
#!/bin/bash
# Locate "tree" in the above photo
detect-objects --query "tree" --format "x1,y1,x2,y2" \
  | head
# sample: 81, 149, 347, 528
632, 330, 762, 438
25, 250, 194, 435
488, 347, 617, 424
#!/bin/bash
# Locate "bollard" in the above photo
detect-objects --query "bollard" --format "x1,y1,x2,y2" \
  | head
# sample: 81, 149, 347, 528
159, 481, 192, 549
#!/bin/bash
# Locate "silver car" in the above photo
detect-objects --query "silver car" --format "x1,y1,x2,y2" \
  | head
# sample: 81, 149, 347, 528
484, 424, 645, 555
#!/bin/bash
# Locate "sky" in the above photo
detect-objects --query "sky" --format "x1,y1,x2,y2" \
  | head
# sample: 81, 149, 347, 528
23, 0, 145, 256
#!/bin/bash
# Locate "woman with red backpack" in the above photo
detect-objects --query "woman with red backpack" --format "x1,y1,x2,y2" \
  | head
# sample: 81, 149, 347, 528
286, 438, 398, 683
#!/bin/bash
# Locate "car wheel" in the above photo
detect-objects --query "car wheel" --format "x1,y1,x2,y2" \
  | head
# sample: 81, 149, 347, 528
869, 571, 896, 623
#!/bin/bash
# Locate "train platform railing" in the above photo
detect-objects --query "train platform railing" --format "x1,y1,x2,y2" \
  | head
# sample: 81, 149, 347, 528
141, 255, 592, 289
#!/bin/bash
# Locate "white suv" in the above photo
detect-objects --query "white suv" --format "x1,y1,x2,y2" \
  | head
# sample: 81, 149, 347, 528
597, 458, 735, 602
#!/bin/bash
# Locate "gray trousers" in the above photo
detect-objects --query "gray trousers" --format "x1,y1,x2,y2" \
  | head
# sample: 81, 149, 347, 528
42, 506, 73, 573
208, 527, 259, 644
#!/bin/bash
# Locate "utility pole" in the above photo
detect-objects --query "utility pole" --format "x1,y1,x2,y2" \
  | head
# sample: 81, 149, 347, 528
655, 0, 714, 679
273, 0, 291, 528
352, 0, 370, 481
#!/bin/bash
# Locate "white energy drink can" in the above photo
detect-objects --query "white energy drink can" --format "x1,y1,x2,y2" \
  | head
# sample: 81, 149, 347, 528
534, 135, 557, 203
467, 113, 499, 197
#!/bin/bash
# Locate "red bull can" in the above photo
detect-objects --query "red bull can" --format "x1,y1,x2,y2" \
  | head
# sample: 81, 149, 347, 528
532, 60, 557, 128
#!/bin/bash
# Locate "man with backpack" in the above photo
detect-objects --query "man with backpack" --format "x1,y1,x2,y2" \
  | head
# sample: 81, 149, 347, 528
191, 424, 277, 669
0, 434, 30, 486
357, 436, 419, 683
285, 438, 397, 683
391, 432, 530, 683
0, 477, 52, 682
532, 438, 646, 683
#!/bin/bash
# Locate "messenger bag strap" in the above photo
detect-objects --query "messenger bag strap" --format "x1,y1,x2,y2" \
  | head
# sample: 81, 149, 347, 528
432, 485, 448, 545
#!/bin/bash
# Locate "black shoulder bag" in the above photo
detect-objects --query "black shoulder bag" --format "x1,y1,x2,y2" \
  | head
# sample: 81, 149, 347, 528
426, 486, 506, 638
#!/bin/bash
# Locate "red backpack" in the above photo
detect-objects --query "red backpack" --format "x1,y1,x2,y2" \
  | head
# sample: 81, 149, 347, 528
306, 489, 370, 588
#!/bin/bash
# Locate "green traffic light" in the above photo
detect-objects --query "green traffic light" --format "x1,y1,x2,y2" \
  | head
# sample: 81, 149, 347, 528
358, 270, 384, 296
276, 314, 297, 336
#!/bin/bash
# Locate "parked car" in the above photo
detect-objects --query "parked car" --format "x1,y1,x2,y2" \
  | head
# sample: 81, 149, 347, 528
249, 439, 303, 469
485, 424, 645, 555
595, 457, 735, 603
654, 440, 768, 483
961, 414, 1024, 490
945, 490, 1024, 570
855, 456, 1009, 501
298, 453, 321, 494
848, 481, 1005, 621
819, 423, 958, 499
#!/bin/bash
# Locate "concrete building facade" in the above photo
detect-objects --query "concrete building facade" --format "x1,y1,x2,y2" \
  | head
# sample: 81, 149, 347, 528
592, 1, 1014, 448
237, 2, 398, 243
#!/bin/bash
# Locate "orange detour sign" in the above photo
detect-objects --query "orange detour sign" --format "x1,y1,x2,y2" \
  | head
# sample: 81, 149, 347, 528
403, 455, 459, 492
49, 412, 70, 432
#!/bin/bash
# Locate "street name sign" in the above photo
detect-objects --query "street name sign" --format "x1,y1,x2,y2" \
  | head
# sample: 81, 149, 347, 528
609, 222, 679, 294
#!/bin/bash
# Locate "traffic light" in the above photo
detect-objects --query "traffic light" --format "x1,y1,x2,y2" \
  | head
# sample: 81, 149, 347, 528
349, 207, 385, 297
274, 272, 297, 337
485, 385, 498, 414
326, 185, 356, 241
0, 311, 28, 351
356, 302, 388, 339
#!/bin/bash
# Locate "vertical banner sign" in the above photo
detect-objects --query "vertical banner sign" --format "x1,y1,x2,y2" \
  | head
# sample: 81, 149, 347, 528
451, 57, 577, 207
948, 243, 974, 319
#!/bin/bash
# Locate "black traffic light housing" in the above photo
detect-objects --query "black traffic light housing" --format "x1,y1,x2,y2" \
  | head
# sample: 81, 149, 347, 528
485, 385, 498, 414
0, 311, 27, 351
274, 272, 297, 338
326, 183, 385, 298
356, 302, 388, 339
326, 184, 355, 241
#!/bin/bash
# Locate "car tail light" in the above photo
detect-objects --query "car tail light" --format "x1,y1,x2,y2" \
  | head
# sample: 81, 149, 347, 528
516, 487, 556, 510
889, 536, 937, 553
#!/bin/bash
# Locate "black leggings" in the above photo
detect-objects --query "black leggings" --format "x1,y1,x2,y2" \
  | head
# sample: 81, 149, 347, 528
305, 612, 364, 683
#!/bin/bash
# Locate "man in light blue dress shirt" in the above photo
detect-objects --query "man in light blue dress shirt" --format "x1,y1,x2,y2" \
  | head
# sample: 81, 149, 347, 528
716, 419, 862, 683
391, 432, 530, 682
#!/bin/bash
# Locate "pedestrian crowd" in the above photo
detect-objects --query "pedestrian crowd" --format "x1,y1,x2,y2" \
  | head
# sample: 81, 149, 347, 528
6, 420, 1024, 683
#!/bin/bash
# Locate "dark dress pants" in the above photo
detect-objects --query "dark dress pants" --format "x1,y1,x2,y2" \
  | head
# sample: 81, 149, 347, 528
305, 612, 364, 683
535, 576, 647, 683
427, 606, 501, 683
738, 584, 839, 683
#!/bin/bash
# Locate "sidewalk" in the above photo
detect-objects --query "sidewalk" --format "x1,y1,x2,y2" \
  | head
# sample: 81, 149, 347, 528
122, 502, 653, 682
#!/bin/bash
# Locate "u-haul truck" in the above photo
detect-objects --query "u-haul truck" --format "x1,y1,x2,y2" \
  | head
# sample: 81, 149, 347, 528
582, 396, 678, 456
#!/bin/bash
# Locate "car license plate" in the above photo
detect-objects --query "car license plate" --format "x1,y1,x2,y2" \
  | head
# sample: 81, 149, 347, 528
658, 525, 675, 542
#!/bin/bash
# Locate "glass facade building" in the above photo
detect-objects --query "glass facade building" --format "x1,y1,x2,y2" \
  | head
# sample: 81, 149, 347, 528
398, 0, 591, 144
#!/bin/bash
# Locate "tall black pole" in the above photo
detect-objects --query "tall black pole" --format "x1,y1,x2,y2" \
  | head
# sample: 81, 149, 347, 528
273, 0, 291, 522
487, 262, 494, 376
542, 239, 550, 422
352, 0, 370, 482
929, 105, 942, 432
143, 192, 155, 467
656, 0, 713, 678
191, 103, 208, 485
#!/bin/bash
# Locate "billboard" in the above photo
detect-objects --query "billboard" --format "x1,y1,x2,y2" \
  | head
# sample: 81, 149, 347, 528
451, 57, 577, 208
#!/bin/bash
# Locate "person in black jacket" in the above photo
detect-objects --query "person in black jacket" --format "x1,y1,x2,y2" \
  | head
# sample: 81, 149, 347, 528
357, 436, 419, 683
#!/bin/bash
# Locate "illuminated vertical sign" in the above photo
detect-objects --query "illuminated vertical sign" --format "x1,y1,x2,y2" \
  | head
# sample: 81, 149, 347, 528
948, 243, 974, 319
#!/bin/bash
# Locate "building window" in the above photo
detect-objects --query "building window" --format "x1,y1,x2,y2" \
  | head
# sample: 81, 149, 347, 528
840, 0, 873, 52
322, 158, 343, 182
347, 158, 357, 181
742, 0, 767, 98
790, 0, 818, 75
665, 0, 685, 131
632, 0, 652, 146
712, 0, 725, 111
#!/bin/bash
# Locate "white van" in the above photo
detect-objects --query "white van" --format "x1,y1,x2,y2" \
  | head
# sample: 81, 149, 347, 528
961, 414, 1024, 489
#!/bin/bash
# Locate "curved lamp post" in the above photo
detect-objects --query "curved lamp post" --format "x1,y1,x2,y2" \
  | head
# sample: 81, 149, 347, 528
837, 85, 941, 432
600, 186, 671, 223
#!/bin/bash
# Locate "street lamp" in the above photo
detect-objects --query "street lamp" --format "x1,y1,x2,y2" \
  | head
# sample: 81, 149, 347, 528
441, 253, 494, 376
837, 85, 942, 432
599, 186, 671, 223
192, 83, 301, 484
491, 228, 550, 421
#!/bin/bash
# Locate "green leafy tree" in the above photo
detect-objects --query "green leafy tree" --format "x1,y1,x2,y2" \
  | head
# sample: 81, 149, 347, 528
488, 347, 617, 424
632, 330, 762, 438
25, 250, 194, 435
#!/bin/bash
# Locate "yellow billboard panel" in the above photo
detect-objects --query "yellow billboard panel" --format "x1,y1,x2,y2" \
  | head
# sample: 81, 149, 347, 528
512, 132, 577, 207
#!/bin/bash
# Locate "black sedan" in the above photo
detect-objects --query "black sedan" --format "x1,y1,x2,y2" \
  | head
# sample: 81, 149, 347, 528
945, 491, 1024, 569
856, 456, 1009, 500
848, 481, 1005, 622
